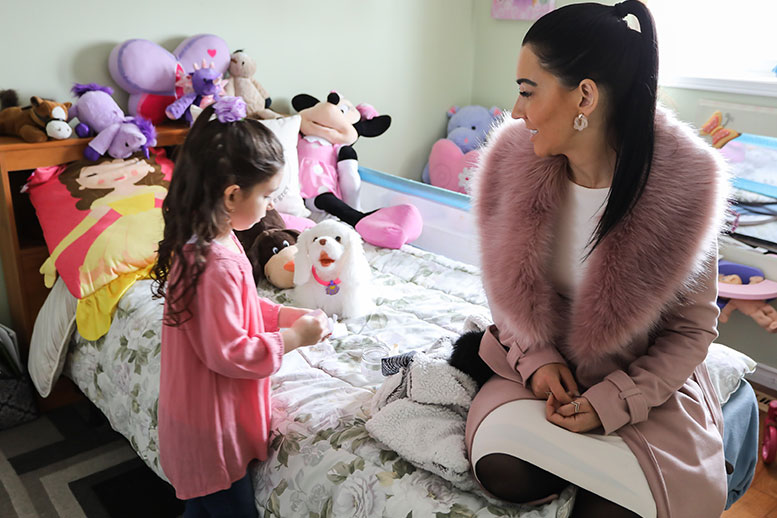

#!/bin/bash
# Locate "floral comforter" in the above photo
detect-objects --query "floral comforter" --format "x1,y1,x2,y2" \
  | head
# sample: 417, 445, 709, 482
65, 244, 575, 518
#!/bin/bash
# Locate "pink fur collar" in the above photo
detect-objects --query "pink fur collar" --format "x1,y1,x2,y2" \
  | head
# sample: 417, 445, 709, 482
474, 107, 729, 364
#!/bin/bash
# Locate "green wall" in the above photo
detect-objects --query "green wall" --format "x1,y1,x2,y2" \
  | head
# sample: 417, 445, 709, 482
1, 0, 476, 181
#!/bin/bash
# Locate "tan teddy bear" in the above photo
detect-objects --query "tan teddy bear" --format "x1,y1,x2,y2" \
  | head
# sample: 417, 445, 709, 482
223, 50, 281, 119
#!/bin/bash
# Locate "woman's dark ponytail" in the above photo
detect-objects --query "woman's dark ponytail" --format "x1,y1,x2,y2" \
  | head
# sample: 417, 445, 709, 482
523, 0, 660, 252
592, 0, 658, 251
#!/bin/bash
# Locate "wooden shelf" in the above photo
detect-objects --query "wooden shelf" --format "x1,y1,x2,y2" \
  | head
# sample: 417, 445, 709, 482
0, 124, 188, 171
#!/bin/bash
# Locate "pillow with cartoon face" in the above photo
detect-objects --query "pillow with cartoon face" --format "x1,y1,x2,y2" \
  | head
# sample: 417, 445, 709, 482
25, 150, 174, 340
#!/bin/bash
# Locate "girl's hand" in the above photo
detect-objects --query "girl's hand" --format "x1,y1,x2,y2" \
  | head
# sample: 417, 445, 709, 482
278, 306, 313, 328
281, 311, 329, 353
529, 363, 579, 404
545, 395, 602, 433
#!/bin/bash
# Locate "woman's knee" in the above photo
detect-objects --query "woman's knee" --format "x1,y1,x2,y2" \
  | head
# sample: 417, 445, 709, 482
474, 453, 568, 504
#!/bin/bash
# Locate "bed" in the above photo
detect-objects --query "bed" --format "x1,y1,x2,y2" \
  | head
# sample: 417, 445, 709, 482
28, 160, 759, 518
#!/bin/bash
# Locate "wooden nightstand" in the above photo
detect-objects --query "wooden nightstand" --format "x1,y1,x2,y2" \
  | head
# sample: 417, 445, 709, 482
0, 125, 187, 408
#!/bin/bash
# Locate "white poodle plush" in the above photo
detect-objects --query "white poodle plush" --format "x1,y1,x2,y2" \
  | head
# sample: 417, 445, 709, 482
293, 220, 373, 319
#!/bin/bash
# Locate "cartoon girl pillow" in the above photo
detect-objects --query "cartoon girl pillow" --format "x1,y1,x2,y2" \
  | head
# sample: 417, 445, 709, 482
29, 151, 173, 339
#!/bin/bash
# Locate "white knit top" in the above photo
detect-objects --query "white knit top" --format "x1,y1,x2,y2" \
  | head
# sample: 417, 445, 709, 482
550, 179, 610, 298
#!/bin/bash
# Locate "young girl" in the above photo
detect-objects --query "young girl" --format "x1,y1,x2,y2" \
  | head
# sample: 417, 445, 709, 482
152, 98, 329, 517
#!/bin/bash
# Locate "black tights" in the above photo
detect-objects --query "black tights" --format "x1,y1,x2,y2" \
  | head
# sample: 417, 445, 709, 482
475, 454, 640, 518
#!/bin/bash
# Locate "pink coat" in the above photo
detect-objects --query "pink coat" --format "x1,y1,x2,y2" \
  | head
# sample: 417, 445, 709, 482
466, 107, 730, 517
159, 238, 284, 499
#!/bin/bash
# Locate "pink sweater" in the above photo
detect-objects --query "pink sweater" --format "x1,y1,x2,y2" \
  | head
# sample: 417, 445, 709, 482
159, 237, 284, 499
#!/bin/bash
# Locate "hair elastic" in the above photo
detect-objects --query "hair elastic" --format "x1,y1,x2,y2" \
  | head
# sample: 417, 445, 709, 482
613, 1, 630, 18
212, 96, 246, 123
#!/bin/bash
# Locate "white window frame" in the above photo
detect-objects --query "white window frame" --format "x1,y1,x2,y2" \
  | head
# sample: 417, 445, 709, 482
648, 0, 777, 97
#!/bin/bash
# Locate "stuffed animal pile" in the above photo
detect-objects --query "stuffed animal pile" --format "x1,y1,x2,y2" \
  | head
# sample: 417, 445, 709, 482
108, 34, 230, 124
422, 105, 502, 194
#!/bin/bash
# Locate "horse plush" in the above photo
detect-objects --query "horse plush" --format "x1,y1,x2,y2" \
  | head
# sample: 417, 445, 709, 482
68, 83, 156, 161
0, 90, 72, 142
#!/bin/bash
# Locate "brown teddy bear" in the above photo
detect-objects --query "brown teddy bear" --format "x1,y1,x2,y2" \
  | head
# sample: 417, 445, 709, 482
0, 90, 72, 142
235, 208, 299, 289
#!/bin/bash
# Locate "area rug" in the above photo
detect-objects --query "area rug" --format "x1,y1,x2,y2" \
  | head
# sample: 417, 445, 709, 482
0, 399, 182, 517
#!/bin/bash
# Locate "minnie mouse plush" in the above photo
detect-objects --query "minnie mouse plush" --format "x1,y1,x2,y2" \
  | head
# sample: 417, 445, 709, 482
292, 92, 422, 249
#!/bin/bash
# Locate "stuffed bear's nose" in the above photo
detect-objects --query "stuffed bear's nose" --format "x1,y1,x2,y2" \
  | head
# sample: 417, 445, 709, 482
319, 238, 327, 245
327, 92, 340, 105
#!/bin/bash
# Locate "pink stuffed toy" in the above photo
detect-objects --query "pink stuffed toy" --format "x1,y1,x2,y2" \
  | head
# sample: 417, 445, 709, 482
292, 91, 422, 249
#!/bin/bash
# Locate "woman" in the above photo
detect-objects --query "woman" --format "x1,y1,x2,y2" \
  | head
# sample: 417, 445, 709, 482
465, 1, 729, 517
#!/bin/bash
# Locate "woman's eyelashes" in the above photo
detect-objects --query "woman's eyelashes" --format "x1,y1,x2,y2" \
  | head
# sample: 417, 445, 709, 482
519, 90, 533, 98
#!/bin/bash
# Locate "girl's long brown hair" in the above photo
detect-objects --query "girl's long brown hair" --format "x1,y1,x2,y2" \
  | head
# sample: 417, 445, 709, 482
151, 105, 284, 326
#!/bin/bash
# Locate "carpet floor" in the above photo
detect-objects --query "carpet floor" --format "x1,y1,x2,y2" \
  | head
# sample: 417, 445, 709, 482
0, 399, 183, 517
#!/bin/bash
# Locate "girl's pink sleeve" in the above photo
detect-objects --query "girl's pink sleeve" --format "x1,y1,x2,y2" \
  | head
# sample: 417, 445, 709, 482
258, 298, 281, 332
190, 261, 284, 379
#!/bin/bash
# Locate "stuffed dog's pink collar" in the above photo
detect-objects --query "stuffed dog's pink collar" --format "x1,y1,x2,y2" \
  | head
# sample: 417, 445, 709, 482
312, 267, 341, 296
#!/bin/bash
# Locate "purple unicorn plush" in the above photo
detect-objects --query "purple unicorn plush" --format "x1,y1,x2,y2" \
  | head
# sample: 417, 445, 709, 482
69, 83, 157, 161
165, 60, 224, 125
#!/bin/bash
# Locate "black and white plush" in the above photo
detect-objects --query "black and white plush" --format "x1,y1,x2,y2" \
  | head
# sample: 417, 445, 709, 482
292, 220, 372, 319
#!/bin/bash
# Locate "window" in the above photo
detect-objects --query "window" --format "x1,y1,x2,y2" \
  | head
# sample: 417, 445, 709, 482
648, 0, 777, 97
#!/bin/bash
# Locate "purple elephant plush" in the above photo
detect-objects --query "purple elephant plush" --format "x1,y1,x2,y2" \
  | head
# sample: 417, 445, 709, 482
69, 83, 157, 161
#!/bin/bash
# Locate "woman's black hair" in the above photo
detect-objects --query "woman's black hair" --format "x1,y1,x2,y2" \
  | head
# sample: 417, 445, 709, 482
523, 0, 658, 251
152, 104, 285, 326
